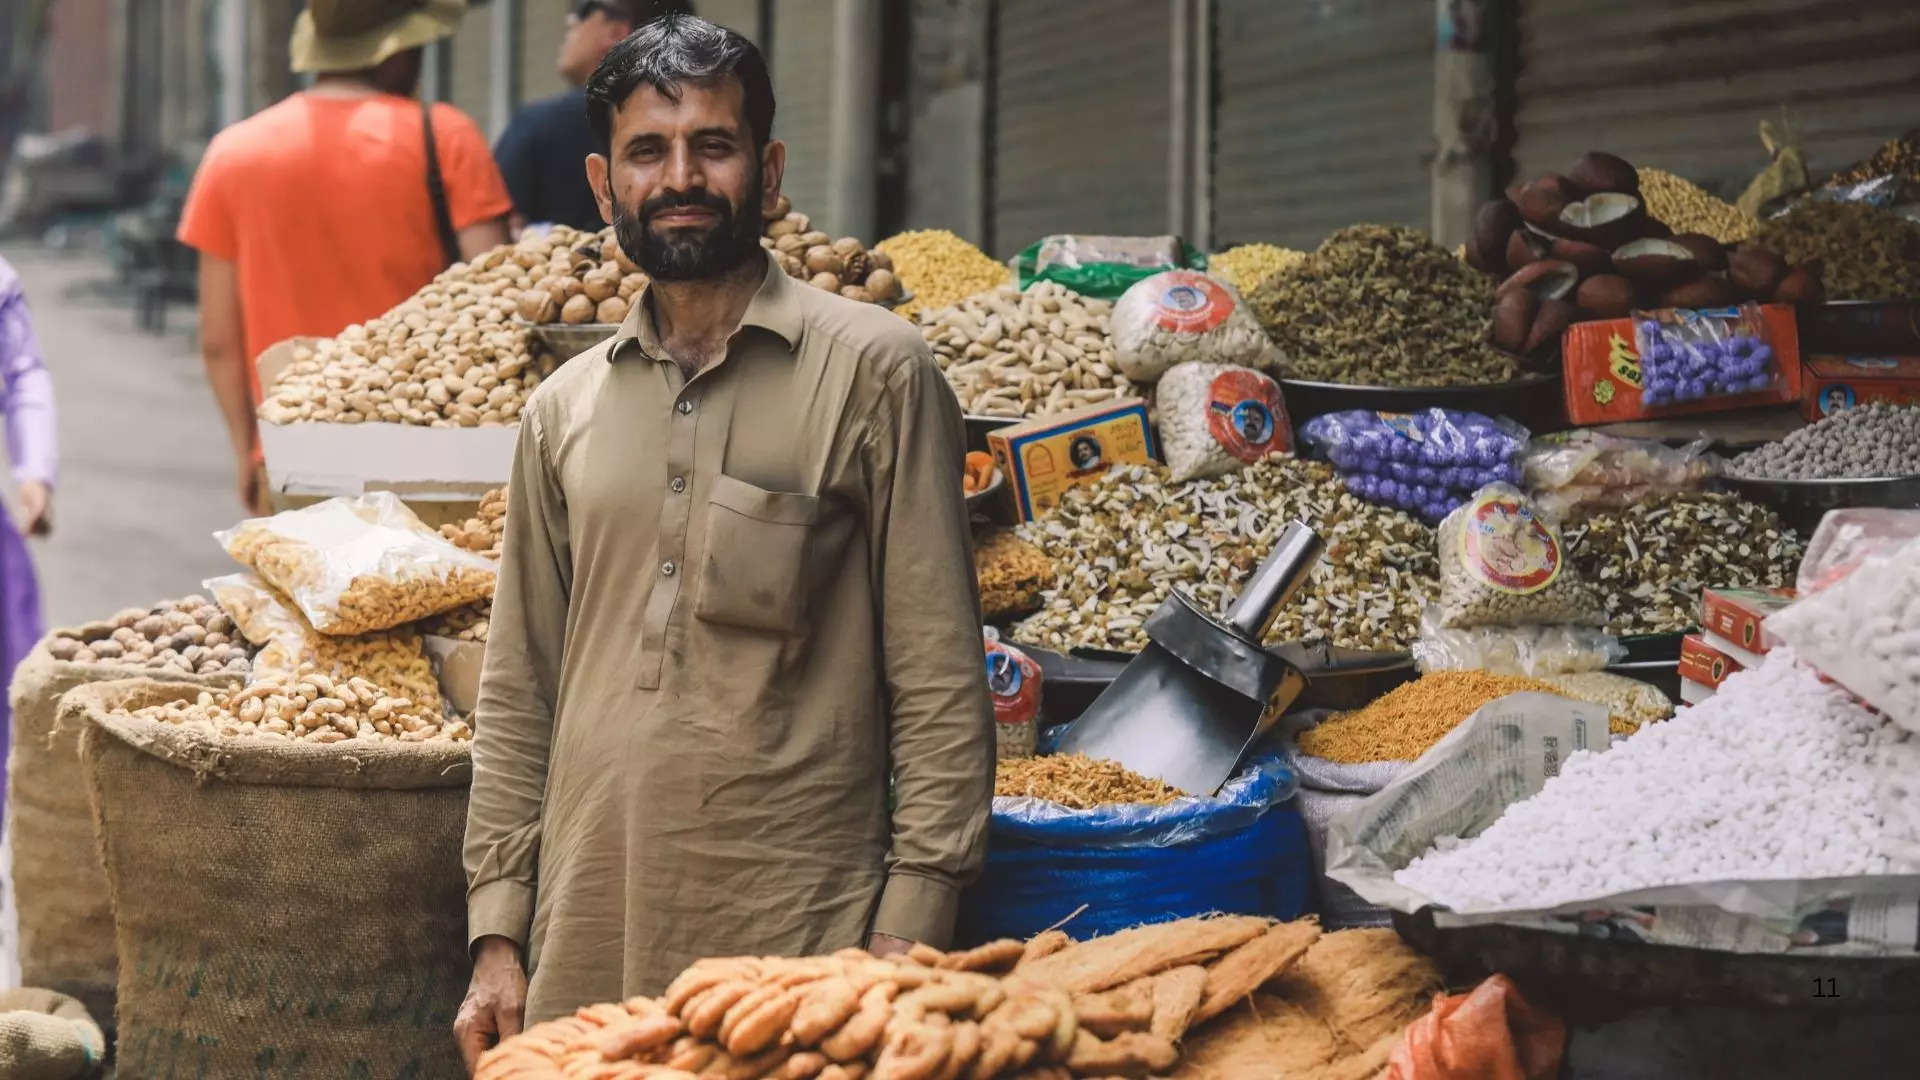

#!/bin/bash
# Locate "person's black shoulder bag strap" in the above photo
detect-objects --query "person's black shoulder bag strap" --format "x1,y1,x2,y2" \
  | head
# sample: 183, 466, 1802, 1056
421, 102, 462, 267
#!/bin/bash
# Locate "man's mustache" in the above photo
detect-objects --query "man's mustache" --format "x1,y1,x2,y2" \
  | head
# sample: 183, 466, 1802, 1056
641, 191, 733, 224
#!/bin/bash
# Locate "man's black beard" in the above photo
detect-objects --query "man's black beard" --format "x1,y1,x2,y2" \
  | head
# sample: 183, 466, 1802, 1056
613, 174, 763, 283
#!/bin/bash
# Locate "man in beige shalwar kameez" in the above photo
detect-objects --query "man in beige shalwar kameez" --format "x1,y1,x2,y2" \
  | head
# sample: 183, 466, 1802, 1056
453, 15, 993, 1071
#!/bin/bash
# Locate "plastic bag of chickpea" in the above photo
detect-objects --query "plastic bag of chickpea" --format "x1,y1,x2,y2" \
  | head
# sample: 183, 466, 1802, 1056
1434, 484, 1606, 630
215, 493, 497, 637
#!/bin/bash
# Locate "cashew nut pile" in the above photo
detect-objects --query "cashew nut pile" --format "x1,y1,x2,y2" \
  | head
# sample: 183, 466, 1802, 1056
219, 494, 498, 637
762, 196, 902, 305
208, 572, 446, 715
476, 915, 1323, 1080
440, 487, 507, 559
259, 238, 566, 427
47, 596, 253, 677
420, 601, 489, 644
516, 226, 649, 326
124, 666, 468, 744
920, 283, 1135, 419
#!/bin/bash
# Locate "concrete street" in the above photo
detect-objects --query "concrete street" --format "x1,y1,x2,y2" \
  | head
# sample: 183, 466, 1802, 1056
7, 244, 240, 627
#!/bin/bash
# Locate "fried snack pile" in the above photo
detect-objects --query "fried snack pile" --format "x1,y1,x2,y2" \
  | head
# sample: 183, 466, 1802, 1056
476, 915, 1325, 1080
994, 754, 1185, 809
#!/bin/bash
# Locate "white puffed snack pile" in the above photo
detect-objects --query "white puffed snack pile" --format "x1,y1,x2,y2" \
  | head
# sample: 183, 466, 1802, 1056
1767, 533, 1920, 735
1395, 649, 1909, 912
1110, 270, 1279, 383
1155, 362, 1293, 482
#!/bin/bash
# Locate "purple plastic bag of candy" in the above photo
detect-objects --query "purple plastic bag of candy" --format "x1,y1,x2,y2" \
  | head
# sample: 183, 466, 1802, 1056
1633, 303, 1779, 408
1300, 408, 1530, 524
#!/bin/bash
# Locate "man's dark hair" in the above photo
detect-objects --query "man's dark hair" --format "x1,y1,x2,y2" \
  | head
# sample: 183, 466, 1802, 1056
586, 14, 774, 155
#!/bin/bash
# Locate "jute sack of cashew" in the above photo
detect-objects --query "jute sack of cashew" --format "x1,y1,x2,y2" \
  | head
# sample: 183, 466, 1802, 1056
5, 626, 242, 1030
71, 679, 471, 1079
0, 988, 105, 1080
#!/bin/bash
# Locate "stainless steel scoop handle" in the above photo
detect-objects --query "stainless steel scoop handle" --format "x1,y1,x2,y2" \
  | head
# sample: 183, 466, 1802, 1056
1225, 522, 1326, 642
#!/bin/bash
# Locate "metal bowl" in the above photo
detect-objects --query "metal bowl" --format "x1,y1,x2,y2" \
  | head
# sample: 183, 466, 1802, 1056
1279, 372, 1567, 436
965, 468, 1005, 513
1720, 473, 1920, 535
521, 321, 620, 358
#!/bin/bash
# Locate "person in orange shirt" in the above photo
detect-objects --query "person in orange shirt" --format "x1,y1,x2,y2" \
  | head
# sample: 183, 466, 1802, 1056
178, 0, 512, 515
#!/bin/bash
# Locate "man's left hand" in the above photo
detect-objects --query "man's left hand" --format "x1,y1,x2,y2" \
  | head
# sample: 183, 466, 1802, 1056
867, 933, 915, 959
17, 479, 50, 536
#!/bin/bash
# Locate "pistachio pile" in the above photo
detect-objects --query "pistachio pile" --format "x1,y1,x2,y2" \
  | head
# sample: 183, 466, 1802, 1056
876, 229, 1013, 320
1752, 201, 1920, 301
921, 282, 1132, 418
1011, 458, 1438, 653
260, 244, 558, 427
1562, 492, 1803, 635
1247, 225, 1517, 387
125, 666, 469, 745
47, 597, 253, 677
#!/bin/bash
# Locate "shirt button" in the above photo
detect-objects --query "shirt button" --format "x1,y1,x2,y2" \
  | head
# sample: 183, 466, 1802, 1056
670, 476, 687, 493
661, 561, 677, 577
676, 400, 693, 415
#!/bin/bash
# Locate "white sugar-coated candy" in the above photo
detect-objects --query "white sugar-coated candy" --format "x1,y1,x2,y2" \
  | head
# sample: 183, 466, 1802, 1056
1395, 649, 1912, 912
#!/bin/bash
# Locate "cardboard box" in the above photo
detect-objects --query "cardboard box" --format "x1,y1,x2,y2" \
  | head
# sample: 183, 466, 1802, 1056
1561, 304, 1801, 426
1700, 586, 1796, 657
1679, 633, 1745, 691
1798, 301, 1920, 355
988, 399, 1157, 521
1679, 678, 1716, 706
1800, 354, 1920, 421
423, 635, 486, 715
255, 338, 517, 502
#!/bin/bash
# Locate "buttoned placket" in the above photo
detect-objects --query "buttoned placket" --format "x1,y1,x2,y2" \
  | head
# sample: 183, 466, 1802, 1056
631, 340, 742, 690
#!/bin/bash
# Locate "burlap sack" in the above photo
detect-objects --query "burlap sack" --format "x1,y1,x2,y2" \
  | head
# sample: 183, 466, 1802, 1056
0, 987, 104, 1079
5, 625, 242, 1028
72, 680, 471, 1079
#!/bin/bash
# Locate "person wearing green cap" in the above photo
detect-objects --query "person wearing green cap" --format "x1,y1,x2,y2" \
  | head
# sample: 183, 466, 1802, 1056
177, 0, 513, 516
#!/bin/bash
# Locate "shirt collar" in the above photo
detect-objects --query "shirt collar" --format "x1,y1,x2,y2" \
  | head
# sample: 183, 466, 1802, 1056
609, 250, 803, 364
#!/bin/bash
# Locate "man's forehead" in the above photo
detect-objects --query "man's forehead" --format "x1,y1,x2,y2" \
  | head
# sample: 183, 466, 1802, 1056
613, 77, 747, 136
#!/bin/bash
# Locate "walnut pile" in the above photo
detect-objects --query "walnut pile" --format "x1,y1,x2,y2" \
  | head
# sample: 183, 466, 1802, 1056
1562, 492, 1803, 635
1011, 458, 1438, 654
761, 195, 901, 304
1248, 224, 1517, 387
516, 226, 648, 326
47, 597, 252, 677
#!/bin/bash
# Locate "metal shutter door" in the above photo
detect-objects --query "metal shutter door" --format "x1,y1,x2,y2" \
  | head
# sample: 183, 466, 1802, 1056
518, 1, 570, 103
1211, 0, 1433, 250
1514, 0, 1920, 194
769, 2, 838, 233
989, 0, 1173, 259
699, 0, 762, 42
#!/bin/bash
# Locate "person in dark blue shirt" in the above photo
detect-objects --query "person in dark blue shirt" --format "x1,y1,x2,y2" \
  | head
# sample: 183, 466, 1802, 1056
494, 1, 694, 233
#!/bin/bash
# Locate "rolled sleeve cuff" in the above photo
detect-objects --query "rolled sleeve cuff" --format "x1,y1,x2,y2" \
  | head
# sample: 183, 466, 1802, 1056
871, 872, 962, 949
468, 877, 535, 954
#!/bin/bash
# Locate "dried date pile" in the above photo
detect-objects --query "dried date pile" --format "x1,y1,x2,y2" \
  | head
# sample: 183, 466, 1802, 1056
1247, 224, 1517, 388
1562, 492, 1802, 635
1012, 458, 1439, 654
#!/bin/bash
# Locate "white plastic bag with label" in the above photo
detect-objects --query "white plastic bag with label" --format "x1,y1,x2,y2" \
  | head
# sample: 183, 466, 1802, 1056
1155, 362, 1293, 481
1111, 270, 1280, 382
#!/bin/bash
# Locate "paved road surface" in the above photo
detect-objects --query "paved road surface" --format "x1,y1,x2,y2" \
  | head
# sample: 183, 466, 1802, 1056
9, 245, 240, 627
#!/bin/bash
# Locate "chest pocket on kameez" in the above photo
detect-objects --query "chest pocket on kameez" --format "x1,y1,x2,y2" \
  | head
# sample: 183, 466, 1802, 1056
695, 473, 821, 636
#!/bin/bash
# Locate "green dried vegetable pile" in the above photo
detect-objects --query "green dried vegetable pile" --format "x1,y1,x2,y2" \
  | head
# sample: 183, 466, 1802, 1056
1247, 224, 1518, 388
1752, 201, 1920, 301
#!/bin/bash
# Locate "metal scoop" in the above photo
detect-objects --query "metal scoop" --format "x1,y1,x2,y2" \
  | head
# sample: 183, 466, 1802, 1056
1053, 522, 1326, 795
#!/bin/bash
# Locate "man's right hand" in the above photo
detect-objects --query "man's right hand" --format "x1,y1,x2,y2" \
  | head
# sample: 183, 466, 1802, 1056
238, 458, 271, 517
455, 936, 527, 1074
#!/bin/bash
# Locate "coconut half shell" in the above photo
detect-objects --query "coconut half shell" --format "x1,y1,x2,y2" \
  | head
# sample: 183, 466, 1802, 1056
1506, 228, 1552, 271
1575, 274, 1636, 319
1774, 267, 1826, 304
1492, 290, 1539, 352
1670, 233, 1728, 271
1557, 192, 1646, 248
1612, 238, 1701, 289
1498, 260, 1581, 302
1517, 175, 1581, 228
1660, 275, 1738, 309
1727, 246, 1790, 298
1549, 236, 1614, 277
1568, 151, 1640, 196
1524, 298, 1578, 357
1471, 199, 1523, 276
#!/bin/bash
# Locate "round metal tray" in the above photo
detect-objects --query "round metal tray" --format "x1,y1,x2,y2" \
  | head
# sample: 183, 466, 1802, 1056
1279, 371, 1567, 435
965, 468, 1005, 512
1720, 473, 1920, 535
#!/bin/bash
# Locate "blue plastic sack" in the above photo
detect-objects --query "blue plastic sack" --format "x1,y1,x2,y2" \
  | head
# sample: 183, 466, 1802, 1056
956, 754, 1313, 944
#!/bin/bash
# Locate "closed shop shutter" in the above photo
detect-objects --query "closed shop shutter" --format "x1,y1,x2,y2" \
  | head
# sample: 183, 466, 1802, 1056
988, 0, 1173, 259
518, 1, 570, 105
1514, 0, 1920, 195
1210, 0, 1434, 250
770, 2, 838, 233
700, 0, 762, 42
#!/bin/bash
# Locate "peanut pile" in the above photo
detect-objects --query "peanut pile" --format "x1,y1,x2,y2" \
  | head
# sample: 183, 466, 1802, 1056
208, 573, 446, 715
47, 597, 252, 677
477, 915, 1325, 1080
125, 666, 468, 744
